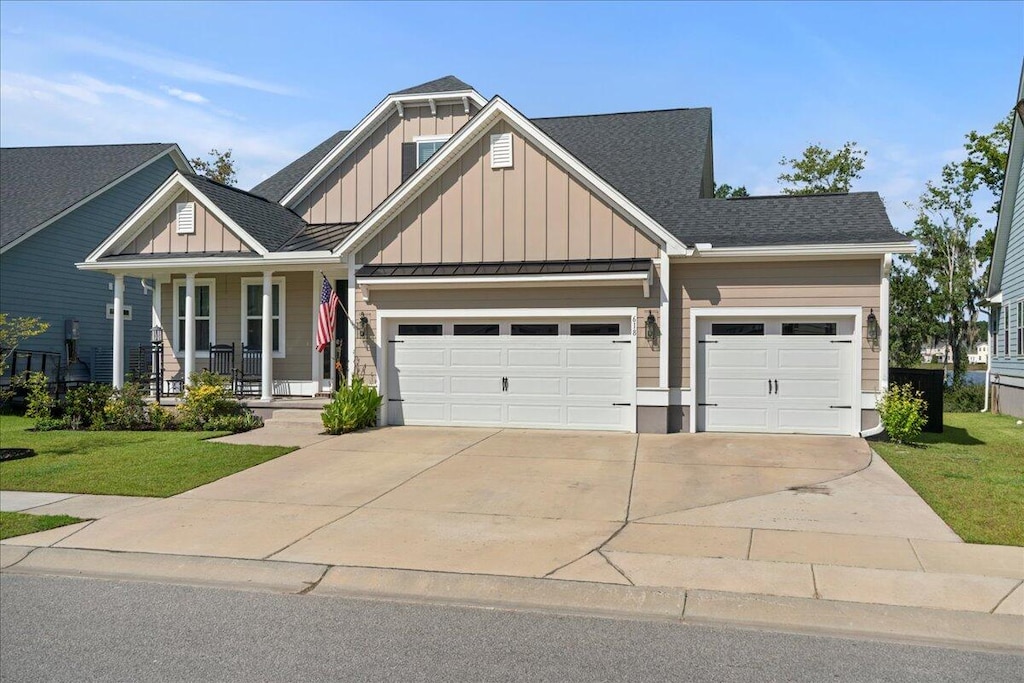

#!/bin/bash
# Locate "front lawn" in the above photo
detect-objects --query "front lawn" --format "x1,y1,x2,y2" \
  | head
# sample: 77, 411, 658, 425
873, 412, 1024, 546
0, 511, 84, 540
0, 416, 294, 497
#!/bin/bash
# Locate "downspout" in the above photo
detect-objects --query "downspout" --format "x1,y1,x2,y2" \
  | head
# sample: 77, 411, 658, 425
982, 309, 992, 413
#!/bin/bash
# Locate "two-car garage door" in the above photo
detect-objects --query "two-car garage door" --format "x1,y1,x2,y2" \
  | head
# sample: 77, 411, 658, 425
386, 319, 635, 431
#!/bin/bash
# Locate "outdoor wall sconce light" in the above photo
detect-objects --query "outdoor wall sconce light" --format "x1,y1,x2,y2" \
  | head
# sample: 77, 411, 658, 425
645, 311, 661, 344
867, 308, 880, 349
358, 313, 370, 338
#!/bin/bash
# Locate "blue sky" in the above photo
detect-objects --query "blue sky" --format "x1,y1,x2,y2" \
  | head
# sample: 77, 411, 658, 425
1, 1, 1021, 232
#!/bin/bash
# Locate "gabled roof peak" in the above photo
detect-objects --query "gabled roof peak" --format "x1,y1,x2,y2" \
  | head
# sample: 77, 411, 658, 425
392, 75, 474, 96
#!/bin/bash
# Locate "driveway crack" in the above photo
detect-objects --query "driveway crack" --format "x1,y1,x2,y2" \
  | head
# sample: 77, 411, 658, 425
597, 549, 634, 586
989, 579, 1023, 614
296, 565, 330, 595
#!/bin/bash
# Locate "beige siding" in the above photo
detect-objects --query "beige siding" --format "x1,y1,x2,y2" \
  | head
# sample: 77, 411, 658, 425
121, 190, 249, 255
296, 103, 479, 224
353, 281, 661, 387
669, 259, 882, 392
158, 271, 314, 386
356, 119, 660, 265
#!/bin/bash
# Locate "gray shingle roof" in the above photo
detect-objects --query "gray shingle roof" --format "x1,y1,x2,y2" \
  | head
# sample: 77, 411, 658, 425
392, 75, 474, 95
1, 143, 177, 248
670, 193, 905, 248
249, 130, 349, 202
185, 174, 308, 252
534, 108, 712, 226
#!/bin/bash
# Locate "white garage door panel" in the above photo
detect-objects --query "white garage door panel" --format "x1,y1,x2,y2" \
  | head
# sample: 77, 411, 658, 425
777, 348, 843, 369
781, 378, 843, 399
706, 407, 770, 432
388, 321, 633, 431
706, 377, 768, 398
777, 409, 845, 433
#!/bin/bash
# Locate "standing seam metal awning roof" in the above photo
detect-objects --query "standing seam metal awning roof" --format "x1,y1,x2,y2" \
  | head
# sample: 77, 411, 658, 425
356, 258, 652, 279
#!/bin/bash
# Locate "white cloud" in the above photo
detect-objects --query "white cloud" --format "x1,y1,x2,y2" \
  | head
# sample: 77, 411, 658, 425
160, 85, 208, 104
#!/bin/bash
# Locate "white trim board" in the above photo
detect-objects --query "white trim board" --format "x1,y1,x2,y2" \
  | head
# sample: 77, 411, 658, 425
335, 96, 688, 259
678, 242, 914, 260
2, 146, 191, 255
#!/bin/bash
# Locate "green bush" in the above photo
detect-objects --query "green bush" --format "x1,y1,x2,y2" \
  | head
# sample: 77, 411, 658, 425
205, 412, 264, 433
63, 383, 114, 430
322, 377, 382, 435
178, 371, 242, 429
19, 372, 54, 422
103, 382, 150, 430
33, 416, 68, 431
148, 404, 178, 431
944, 383, 984, 413
878, 383, 928, 444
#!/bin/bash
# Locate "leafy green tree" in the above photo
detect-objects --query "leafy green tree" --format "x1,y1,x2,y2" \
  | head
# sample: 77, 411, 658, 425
714, 183, 749, 198
961, 114, 1012, 290
888, 263, 939, 368
778, 141, 866, 195
191, 148, 237, 186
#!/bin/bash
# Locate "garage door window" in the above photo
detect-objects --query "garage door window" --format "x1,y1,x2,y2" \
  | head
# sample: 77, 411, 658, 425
511, 323, 558, 336
570, 323, 620, 336
398, 324, 442, 335
454, 323, 499, 336
711, 323, 764, 336
782, 322, 837, 336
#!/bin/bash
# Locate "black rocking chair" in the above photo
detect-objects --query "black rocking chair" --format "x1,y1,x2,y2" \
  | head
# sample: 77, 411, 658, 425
209, 343, 236, 382
235, 345, 261, 397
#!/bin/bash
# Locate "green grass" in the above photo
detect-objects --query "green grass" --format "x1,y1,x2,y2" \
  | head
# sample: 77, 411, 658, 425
0, 511, 84, 540
873, 412, 1024, 546
0, 416, 294, 497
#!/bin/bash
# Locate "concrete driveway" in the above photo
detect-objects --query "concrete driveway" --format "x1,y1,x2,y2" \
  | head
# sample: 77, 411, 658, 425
27, 427, 899, 578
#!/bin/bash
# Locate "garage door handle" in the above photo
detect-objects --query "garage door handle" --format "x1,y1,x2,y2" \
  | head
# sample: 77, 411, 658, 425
774, 379, 778, 394
768, 379, 773, 394
502, 377, 508, 392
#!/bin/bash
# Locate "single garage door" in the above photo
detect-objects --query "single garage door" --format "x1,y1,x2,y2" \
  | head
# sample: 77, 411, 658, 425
696, 318, 857, 435
386, 318, 634, 431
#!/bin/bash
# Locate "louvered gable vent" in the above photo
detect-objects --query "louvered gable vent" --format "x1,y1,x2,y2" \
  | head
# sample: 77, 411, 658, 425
490, 132, 513, 169
175, 202, 195, 234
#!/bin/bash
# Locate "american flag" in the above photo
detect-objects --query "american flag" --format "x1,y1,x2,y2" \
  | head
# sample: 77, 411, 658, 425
316, 276, 340, 352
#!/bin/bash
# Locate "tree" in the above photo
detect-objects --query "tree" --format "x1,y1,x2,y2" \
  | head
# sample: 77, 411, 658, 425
888, 263, 938, 368
961, 114, 1012, 291
191, 148, 237, 186
714, 183, 749, 198
778, 141, 866, 195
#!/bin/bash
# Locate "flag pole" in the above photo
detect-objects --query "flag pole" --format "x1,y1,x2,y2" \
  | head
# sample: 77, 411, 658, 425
320, 271, 359, 329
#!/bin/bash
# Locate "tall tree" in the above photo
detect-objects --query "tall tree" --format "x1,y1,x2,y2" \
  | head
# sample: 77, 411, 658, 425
191, 148, 237, 186
714, 183, 749, 198
961, 113, 1012, 290
888, 263, 939, 368
778, 141, 866, 195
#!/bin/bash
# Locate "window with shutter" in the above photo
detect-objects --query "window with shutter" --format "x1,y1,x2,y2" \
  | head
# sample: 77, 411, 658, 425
490, 132, 513, 168
176, 202, 195, 234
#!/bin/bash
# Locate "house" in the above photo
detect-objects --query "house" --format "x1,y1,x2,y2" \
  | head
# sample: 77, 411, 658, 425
1, 143, 191, 385
986, 65, 1024, 418
78, 76, 913, 436
968, 342, 989, 366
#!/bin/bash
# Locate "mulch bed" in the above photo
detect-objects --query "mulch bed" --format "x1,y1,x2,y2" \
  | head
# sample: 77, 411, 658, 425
0, 448, 37, 462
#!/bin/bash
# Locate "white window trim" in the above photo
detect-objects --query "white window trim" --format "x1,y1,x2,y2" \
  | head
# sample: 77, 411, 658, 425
240, 276, 287, 358
1017, 300, 1023, 357
414, 134, 450, 169
175, 201, 195, 235
172, 278, 216, 358
106, 304, 133, 321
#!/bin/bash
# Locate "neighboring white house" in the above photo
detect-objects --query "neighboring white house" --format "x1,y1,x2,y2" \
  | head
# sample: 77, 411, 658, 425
969, 342, 989, 365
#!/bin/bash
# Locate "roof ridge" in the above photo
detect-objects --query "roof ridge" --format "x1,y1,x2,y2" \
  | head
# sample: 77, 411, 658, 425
0, 142, 174, 151
724, 191, 876, 201
531, 106, 710, 121
187, 173, 292, 207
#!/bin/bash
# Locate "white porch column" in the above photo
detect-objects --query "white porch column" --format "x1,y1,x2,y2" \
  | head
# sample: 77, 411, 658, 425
184, 272, 196, 383
112, 274, 125, 389
151, 279, 162, 397
261, 270, 274, 400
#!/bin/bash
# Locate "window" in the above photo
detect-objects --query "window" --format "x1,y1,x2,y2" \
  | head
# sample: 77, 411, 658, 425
571, 323, 620, 336
712, 323, 764, 336
993, 305, 1002, 355
511, 323, 557, 336
105, 304, 133, 321
1018, 301, 1023, 356
175, 202, 195, 234
173, 279, 215, 354
415, 136, 450, 168
398, 324, 442, 335
241, 278, 285, 356
782, 322, 837, 336
454, 324, 499, 336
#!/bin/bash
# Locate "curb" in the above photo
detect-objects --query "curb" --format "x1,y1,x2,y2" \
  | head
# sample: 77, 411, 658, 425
2, 545, 1022, 653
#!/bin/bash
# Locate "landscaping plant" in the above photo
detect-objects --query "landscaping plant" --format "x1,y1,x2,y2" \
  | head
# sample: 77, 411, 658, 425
877, 382, 928, 444
322, 377, 382, 434
944, 383, 984, 413
103, 382, 150, 430
19, 372, 54, 421
63, 383, 114, 430
177, 370, 262, 432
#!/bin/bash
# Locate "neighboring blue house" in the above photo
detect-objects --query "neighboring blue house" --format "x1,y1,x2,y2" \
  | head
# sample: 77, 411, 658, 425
987, 66, 1024, 418
1, 143, 190, 384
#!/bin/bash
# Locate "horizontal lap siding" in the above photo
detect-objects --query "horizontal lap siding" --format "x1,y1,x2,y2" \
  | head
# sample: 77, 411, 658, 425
670, 259, 882, 391
0, 156, 177, 379
122, 190, 248, 255
159, 271, 313, 384
298, 104, 479, 225
356, 119, 660, 265
355, 282, 662, 387
991, 150, 1024, 378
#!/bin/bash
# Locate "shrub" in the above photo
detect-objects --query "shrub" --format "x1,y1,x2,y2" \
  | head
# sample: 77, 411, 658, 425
19, 372, 54, 421
322, 377, 382, 435
944, 383, 984, 413
63, 383, 114, 430
205, 412, 263, 433
178, 371, 241, 429
103, 382, 150, 430
877, 383, 927, 445
33, 416, 68, 432
148, 404, 178, 431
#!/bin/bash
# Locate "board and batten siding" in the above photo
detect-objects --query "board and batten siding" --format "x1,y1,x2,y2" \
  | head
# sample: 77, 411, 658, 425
356, 120, 660, 265
296, 103, 479, 225
669, 259, 883, 391
119, 190, 250, 255
991, 145, 1024, 380
353, 280, 662, 388
0, 155, 178, 381
157, 271, 313, 384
